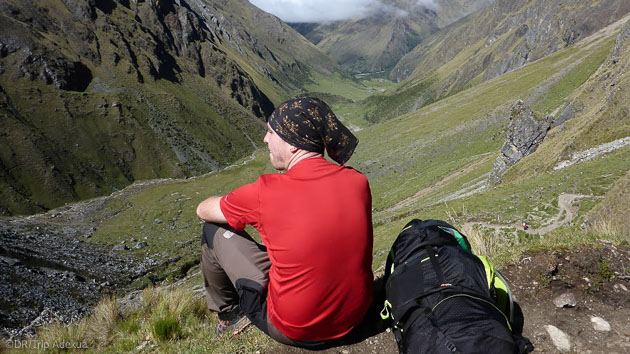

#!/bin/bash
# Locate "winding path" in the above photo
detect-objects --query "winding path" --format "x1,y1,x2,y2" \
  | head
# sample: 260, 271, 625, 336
462, 193, 592, 236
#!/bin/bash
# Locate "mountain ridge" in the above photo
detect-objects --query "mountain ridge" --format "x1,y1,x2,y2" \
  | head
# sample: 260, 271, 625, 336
289, 0, 492, 76
0, 0, 349, 216
362, 0, 630, 123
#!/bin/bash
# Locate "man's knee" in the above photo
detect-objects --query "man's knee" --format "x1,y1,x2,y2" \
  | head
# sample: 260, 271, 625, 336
201, 222, 222, 249
235, 278, 266, 319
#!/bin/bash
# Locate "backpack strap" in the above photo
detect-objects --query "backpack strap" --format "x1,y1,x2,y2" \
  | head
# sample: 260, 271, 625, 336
427, 245, 448, 286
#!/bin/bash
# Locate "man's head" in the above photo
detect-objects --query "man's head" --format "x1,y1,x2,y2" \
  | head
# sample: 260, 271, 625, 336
265, 97, 358, 168
263, 122, 296, 170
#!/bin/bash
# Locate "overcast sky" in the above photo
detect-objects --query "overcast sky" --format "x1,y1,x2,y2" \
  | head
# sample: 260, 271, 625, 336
249, 0, 437, 23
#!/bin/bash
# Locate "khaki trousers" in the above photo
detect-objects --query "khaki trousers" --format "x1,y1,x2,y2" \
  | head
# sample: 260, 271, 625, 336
200, 222, 307, 346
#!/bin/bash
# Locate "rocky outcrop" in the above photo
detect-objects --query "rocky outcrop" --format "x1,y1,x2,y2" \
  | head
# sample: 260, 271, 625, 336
18, 51, 93, 91
490, 100, 552, 183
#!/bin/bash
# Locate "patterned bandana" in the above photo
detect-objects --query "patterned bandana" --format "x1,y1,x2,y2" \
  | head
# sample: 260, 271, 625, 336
267, 97, 359, 165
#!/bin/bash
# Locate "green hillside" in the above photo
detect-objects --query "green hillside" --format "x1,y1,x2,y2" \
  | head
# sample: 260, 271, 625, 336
373, 0, 630, 122
16, 15, 630, 352
0, 0, 362, 216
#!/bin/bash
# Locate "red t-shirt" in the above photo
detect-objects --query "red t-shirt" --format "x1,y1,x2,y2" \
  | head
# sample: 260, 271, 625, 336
220, 157, 373, 341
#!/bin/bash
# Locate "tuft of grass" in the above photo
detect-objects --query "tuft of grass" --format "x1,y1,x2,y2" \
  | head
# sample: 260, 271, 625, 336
85, 297, 120, 346
461, 224, 498, 257
35, 296, 119, 349
29, 279, 273, 352
152, 315, 182, 342
588, 219, 620, 238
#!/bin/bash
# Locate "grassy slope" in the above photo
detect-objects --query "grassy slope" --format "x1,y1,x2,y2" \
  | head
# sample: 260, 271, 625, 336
19, 20, 630, 354
378, 1, 630, 124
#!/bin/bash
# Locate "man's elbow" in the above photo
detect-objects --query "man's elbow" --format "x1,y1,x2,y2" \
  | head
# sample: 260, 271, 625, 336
196, 196, 225, 223
196, 203, 205, 220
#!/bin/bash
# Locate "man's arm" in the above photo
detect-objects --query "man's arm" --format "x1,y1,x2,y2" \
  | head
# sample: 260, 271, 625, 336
196, 196, 228, 223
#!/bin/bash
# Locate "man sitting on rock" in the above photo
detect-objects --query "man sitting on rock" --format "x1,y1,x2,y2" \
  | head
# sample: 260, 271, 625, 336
196, 97, 374, 348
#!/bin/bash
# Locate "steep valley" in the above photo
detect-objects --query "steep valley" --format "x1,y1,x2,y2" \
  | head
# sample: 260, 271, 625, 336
0, 0, 350, 216
1, 0, 630, 352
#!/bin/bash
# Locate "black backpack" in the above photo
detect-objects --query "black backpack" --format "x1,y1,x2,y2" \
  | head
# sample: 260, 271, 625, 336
380, 219, 533, 354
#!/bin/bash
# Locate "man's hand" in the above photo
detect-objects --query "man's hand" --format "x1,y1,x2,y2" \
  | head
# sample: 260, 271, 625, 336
196, 196, 228, 223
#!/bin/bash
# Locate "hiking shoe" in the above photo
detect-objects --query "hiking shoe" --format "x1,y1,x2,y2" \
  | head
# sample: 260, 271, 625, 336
215, 306, 251, 336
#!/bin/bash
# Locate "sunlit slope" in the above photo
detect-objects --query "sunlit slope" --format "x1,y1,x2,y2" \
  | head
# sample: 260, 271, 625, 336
17, 16, 630, 354
367, 0, 630, 123
363, 21, 630, 266
354, 33, 616, 213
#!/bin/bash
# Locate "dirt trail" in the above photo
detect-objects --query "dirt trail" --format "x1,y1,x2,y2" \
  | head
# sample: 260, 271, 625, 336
462, 193, 590, 237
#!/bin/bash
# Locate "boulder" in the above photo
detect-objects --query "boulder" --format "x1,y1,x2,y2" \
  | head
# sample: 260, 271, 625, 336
112, 244, 129, 251
490, 100, 551, 183
134, 241, 148, 250
590, 316, 611, 332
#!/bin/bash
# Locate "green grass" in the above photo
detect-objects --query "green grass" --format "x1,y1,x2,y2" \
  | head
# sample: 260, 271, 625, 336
77, 22, 627, 290
23, 280, 274, 353
302, 71, 371, 102
534, 38, 614, 114
152, 316, 182, 342
89, 151, 273, 285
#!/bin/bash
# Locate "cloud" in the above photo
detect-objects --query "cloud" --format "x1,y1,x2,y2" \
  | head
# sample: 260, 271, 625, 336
249, 0, 436, 23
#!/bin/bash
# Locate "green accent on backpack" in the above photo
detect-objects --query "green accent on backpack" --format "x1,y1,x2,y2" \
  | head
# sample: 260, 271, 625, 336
478, 255, 514, 324
438, 226, 470, 252
381, 300, 392, 320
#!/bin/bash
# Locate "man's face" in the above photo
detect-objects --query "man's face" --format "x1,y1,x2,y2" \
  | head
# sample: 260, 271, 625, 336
263, 123, 293, 170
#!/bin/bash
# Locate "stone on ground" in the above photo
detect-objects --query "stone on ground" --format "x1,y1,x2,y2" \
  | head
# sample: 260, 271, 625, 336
590, 316, 611, 332
545, 325, 571, 352
553, 292, 577, 308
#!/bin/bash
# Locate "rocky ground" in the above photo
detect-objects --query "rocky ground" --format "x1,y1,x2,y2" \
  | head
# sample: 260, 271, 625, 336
504, 242, 630, 353
0, 178, 180, 339
2, 207, 629, 353
0, 216, 155, 338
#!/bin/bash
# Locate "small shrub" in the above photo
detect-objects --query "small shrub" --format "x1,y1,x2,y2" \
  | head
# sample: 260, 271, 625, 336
534, 269, 552, 288
598, 258, 615, 282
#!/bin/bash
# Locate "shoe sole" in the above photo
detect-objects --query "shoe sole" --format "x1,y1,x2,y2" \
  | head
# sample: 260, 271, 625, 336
230, 317, 252, 335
